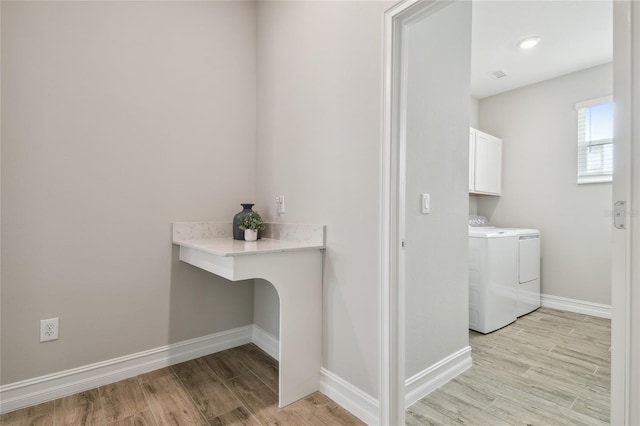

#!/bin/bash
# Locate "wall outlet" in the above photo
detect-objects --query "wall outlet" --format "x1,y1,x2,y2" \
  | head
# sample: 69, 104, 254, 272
40, 318, 59, 342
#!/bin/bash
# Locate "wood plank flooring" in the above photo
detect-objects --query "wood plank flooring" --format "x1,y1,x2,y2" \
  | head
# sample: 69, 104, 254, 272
406, 307, 611, 426
1, 308, 611, 426
0, 344, 363, 426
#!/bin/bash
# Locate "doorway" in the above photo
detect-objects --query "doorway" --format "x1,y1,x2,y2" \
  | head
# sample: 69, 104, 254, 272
379, 1, 638, 425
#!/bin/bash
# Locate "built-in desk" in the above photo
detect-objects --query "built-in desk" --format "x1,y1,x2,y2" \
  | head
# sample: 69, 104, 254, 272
172, 222, 325, 407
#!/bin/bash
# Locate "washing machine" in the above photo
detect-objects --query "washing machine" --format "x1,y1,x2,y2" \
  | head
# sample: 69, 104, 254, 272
468, 216, 541, 333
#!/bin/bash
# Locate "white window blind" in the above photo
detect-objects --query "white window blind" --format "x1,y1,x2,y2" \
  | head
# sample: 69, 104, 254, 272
576, 96, 613, 184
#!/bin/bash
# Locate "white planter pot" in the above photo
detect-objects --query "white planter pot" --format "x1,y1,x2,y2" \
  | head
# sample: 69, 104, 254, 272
244, 229, 258, 241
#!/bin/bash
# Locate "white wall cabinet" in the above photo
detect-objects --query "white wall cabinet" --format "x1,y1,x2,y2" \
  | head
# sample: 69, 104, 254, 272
469, 127, 502, 195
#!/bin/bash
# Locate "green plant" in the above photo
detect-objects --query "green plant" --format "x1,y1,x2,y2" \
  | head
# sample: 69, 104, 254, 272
237, 211, 265, 231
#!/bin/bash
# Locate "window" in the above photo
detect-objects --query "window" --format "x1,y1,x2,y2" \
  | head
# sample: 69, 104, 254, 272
576, 96, 613, 184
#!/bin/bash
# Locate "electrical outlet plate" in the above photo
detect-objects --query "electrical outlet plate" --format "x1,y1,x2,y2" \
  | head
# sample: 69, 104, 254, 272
40, 318, 59, 342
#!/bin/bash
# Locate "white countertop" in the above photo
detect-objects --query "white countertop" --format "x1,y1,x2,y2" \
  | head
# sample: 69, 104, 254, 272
173, 236, 325, 257
172, 222, 325, 257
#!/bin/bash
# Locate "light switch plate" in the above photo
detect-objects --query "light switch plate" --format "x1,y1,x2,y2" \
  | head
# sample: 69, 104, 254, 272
421, 193, 430, 214
276, 195, 285, 214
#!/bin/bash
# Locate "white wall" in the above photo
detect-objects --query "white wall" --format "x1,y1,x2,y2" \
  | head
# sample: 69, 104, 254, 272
404, 2, 472, 378
255, 0, 391, 398
478, 63, 612, 305
1, 1, 257, 384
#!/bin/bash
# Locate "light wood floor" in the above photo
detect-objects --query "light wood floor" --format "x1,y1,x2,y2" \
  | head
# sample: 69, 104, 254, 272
1, 308, 611, 426
407, 307, 611, 426
0, 343, 363, 426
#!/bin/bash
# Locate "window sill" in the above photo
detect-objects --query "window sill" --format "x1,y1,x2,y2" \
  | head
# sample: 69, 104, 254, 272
577, 175, 613, 184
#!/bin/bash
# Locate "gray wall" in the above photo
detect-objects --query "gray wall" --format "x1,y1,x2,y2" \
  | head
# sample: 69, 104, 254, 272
255, 0, 391, 397
2, 0, 481, 404
478, 63, 613, 305
470, 97, 480, 129
404, 2, 472, 378
254, 279, 279, 338
1, 1, 257, 384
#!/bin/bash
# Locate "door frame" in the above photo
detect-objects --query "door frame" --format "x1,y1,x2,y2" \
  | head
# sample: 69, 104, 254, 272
379, 1, 454, 425
379, 1, 638, 425
611, 1, 638, 425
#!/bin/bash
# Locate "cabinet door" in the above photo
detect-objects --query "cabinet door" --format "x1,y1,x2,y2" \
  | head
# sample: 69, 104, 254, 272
474, 131, 502, 195
469, 128, 476, 192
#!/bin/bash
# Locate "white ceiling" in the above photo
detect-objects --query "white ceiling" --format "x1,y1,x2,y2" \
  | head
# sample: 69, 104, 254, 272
471, 0, 613, 99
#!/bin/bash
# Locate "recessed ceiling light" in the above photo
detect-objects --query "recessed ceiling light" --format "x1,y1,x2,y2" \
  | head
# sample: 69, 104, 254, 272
519, 36, 541, 50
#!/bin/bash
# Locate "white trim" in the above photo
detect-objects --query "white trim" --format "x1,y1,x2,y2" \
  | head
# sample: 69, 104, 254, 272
629, 4, 640, 424
251, 325, 279, 361
404, 346, 472, 408
0, 321, 382, 423
575, 95, 612, 110
541, 294, 611, 319
611, 2, 639, 424
0, 326, 253, 415
577, 174, 613, 185
380, 2, 415, 423
319, 368, 379, 426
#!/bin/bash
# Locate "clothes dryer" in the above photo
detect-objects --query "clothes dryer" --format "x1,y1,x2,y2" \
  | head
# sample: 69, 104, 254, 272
468, 216, 540, 333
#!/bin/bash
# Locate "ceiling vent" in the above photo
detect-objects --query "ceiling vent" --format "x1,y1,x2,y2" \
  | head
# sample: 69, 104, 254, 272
490, 69, 508, 79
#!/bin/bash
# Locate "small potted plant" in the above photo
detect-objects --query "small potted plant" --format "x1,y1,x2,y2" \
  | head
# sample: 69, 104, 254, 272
237, 211, 265, 241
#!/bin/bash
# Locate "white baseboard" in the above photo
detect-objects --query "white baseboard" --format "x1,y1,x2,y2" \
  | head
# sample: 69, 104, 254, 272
250, 329, 376, 425
251, 325, 279, 361
319, 368, 379, 426
404, 346, 472, 408
317, 346, 473, 425
2, 323, 380, 425
0, 325, 253, 415
541, 294, 611, 319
